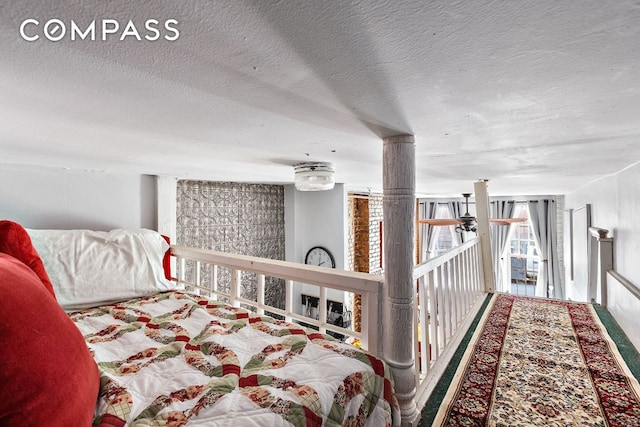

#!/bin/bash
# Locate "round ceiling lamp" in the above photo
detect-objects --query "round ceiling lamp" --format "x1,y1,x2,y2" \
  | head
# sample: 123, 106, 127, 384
294, 162, 335, 191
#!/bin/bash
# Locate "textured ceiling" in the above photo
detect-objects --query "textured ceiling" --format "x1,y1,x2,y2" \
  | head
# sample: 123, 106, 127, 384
1, 1, 639, 196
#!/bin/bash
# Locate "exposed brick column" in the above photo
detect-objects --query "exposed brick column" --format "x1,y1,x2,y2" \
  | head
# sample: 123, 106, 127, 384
352, 197, 369, 332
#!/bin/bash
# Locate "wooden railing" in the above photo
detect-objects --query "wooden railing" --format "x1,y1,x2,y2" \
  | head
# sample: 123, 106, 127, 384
412, 237, 488, 408
171, 239, 488, 419
170, 245, 385, 355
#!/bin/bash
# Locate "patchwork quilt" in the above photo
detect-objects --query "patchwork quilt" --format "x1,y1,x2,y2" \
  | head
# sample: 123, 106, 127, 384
71, 291, 399, 426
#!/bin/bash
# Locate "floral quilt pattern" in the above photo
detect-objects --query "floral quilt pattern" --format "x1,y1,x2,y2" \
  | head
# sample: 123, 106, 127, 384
70, 291, 399, 427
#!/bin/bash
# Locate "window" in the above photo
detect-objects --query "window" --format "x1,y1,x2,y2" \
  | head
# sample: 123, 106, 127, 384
505, 203, 539, 296
428, 204, 458, 258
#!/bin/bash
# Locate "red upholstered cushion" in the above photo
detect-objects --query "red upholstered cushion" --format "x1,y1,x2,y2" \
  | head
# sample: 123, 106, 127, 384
0, 220, 56, 299
0, 253, 99, 427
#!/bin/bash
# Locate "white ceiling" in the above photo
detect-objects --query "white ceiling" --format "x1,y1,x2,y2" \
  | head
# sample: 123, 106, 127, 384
1, 1, 639, 196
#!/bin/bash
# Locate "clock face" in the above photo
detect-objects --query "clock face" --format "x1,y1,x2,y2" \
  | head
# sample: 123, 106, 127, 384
305, 246, 335, 268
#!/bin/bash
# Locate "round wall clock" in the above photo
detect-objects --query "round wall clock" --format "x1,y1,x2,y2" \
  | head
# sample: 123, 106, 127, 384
304, 246, 336, 268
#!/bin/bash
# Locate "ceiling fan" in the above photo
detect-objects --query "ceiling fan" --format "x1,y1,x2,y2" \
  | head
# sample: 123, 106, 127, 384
417, 193, 527, 233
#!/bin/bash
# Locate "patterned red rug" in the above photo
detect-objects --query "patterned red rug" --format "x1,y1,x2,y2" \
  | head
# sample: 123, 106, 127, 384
434, 294, 640, 426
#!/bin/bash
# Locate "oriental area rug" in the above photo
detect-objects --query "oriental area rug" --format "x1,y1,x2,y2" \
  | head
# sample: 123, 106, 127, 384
432, 294, 640, 426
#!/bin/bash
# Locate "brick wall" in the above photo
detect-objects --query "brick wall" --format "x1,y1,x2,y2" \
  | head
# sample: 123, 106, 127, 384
353, 197, 370, 273
348, 194, 384, 332
368, 195, 384, 276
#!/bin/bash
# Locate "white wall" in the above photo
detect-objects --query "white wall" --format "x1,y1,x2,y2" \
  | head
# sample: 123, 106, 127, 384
0, 164, 156, 230
285, 183, 349, 314
285, 183, 348, 267
565, 160, 640, 298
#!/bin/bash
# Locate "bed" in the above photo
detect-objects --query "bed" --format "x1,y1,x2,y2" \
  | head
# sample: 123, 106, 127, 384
0, 221, 399, 427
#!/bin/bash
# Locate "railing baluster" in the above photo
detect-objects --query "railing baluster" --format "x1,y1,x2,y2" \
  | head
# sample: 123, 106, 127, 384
195, 260, 201, 291
473, 247, 478, 295
212, 264, 218, 294
414, 292, 421, 383
178, 256, 186, 290
232, 269, 241, 306
455, 257, 460, 321
256, 274, 265, 315
319, 286, 327, 334
439, 264, 448, 349
475, 247, 485, 296
447, 259, 457, 334
453, 256, 461, 329
440, 265, 447, 353
285, 279, 293, 322
428, 268, 438, 361
416, 276, 429, 377
420, 278, 429, 374
471, 244, 478, 295
466, 246, 472, 299
361, 291, 377, 354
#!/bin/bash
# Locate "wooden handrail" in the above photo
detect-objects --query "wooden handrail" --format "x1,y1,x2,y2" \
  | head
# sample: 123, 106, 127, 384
169, 245, 383, 355
170, 246, 383, 292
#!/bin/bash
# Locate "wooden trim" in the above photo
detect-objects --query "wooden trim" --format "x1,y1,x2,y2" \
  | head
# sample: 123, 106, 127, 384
171, 246, 383, 292
348, 193, 372, 200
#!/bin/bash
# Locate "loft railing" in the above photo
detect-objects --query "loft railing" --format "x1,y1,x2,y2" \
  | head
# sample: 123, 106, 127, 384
412, 237, 488, 409
169, 245, 384, 356
170, 239, 489, 422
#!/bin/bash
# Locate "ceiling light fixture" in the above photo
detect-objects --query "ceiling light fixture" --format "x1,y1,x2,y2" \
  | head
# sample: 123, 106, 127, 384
294, 161, 335, 191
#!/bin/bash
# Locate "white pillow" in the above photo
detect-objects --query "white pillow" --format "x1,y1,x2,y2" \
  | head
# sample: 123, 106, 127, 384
27, 228, 175, 311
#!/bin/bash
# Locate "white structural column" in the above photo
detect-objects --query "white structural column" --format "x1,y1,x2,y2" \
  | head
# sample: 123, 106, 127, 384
473, 180, 495, 292
382, 135, 419, 425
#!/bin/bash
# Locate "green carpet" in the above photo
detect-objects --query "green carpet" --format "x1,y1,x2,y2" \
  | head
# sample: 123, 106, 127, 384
418, 294, 493, 426
592, 304, 640, 381
418, 296, 640, 426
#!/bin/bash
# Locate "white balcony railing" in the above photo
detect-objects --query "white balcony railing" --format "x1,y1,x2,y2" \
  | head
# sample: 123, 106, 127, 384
170, 239, 488, 417
412, 237, 488, 408
170, 246, 384, 356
